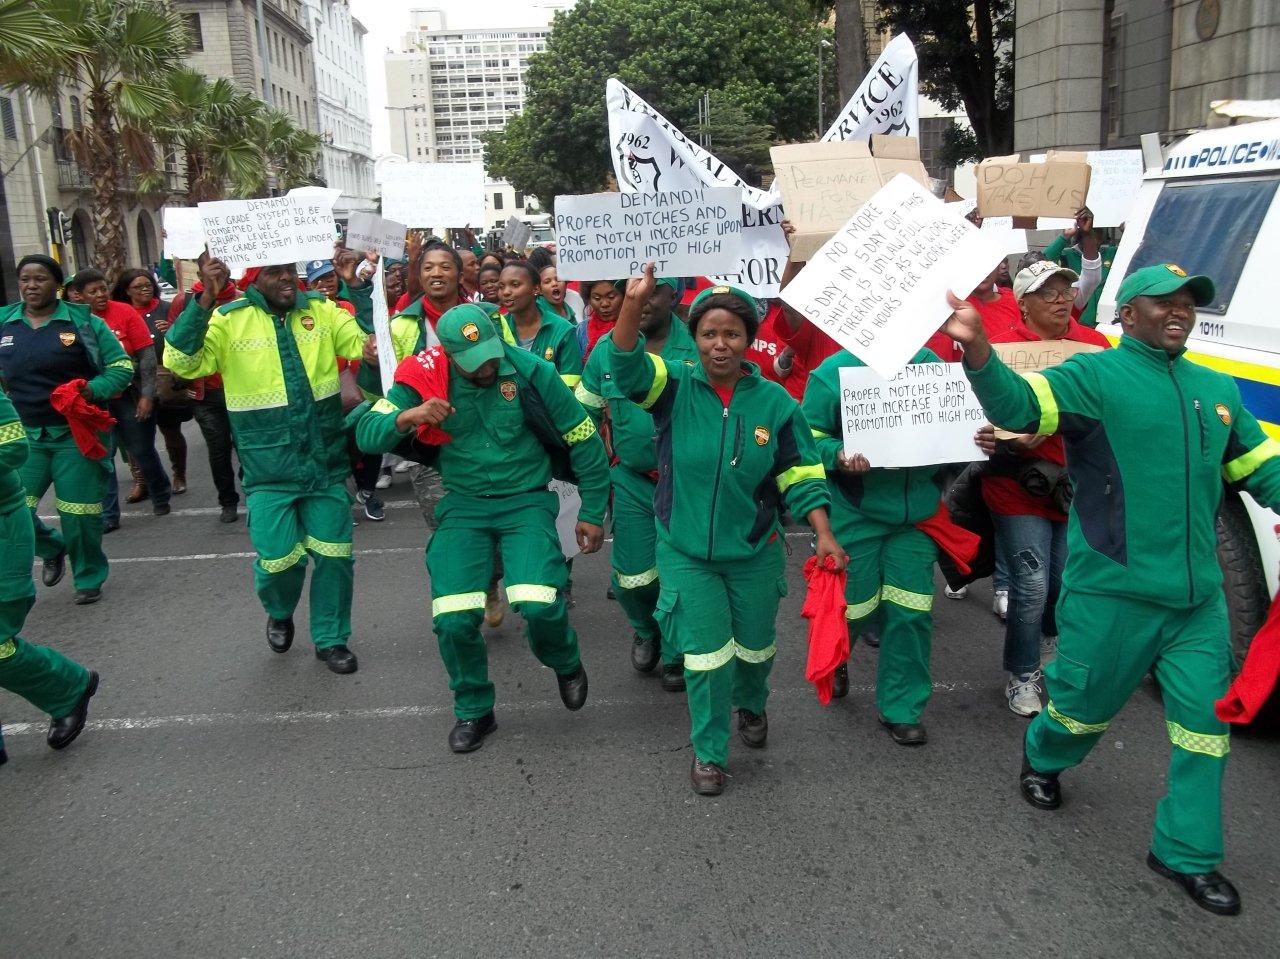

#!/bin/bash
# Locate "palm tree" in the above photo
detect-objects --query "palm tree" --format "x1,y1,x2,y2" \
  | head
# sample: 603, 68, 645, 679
256, 107, 324, 194
0, 0, 70, 66
147, 68, 266, 203
0, 0, 190, 280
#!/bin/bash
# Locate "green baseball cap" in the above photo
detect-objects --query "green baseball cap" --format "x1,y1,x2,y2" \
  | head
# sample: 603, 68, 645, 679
1116, 263, 1215, 308
437, 303, 505, 372
613, 276, 680, 293
689, 283, 764, 319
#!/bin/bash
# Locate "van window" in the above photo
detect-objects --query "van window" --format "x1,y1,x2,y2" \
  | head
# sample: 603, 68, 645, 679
1126, 175, 1278, 315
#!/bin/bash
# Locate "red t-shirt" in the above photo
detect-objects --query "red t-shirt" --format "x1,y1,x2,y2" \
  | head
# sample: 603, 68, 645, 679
982, 318, 1111, 520
967, 287, 1021, 339
746, 304, 809, 401
97, 300, 153, 356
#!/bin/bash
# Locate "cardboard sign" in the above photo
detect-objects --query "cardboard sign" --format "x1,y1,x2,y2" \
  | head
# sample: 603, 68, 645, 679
162, 207, 207, 259
553, 187, 743, 280
551, 479, 582, 559
990, 339, 1104, 437
780, 175, 1010, 379
976, 154, 1091, 219
198, 194, 337, 273
502, 216, 532, 250
839, 363, 987, 467
346, 212, 406, 260
1030, 150, 1144, 229
380, 162, 485, 228
771, 137, 932, 261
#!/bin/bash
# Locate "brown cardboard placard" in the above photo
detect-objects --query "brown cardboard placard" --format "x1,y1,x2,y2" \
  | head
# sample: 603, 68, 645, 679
770, 137, 931, 261
990, 339, 1104, 437
976, 154, 1091, 220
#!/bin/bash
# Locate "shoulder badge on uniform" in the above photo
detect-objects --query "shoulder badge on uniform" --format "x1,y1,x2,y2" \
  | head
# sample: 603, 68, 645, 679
59, 331, 76, 347
754, 425, 770, 446
543, 346, 554, 360
462, 322, 480, 342
500, 380, 517, 401
1216, 402, 1231, 425
300, 315, 315, 331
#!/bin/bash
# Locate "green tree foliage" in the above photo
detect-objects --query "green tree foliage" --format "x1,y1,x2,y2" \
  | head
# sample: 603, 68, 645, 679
690, 100, 777, 188
483, 0, 828, 207
875, 0, 1014, 157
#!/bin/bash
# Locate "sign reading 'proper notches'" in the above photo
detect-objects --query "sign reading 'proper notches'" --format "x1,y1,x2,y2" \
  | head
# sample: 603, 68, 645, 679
553, 187, 743, 280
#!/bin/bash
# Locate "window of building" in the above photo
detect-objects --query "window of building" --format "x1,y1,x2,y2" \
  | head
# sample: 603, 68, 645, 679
69, 95, 82, 130
514, 191, 524, 208
494, 193, 503, 210
0, 98, 16, 140
185, 13, 203, 51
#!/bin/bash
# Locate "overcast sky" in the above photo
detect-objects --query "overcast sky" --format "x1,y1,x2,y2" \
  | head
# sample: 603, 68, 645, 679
349, 0, 572, 156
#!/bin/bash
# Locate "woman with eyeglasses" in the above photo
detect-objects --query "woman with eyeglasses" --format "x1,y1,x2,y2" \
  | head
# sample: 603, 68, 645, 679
978, 261, 1110, 718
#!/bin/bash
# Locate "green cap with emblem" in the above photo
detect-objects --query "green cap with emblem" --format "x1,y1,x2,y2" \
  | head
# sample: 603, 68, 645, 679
689, 283, 764, 319
437, 303, 505, 372
1116, 263, 1215, 308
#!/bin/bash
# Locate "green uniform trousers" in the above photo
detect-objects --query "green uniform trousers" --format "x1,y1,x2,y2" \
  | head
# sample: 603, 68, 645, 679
843, 523, 937, 725
655, 538, 786, 768
1026, 589, 1233, 873
427, 490, 581, 720
0, 503, 91, 752
245, 483, 354, 650
22, 431, 109, 591
609, 465, 677, 663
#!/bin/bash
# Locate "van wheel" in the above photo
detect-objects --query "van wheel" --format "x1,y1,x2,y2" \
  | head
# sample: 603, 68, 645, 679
1217, 492, 1270, 670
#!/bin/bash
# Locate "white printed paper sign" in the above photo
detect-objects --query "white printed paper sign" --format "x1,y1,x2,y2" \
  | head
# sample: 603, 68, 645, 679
198, 194, 337, 272
162, 207, 207, 259
553, 187, 743, 280
380, 162, 485, 228
1031, 150, 1144, 229
781, 175, 1009, 379
839, 363, 987, 467
551, 479, 582, 560
346, 212, 406, 260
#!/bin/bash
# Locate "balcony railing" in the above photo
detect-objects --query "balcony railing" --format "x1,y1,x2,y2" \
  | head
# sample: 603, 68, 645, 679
56, 159, 185, 196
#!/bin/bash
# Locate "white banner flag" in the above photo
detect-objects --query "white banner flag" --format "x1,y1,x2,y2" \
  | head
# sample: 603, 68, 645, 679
605, 35, 919, 298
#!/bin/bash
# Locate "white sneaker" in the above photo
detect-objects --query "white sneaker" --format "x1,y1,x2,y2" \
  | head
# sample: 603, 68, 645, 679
375, 470, 392, 490
1006, 670, 1043, 717
394, 460, 413, 473
944, 584, 968, 600
993, 589, 1009, 621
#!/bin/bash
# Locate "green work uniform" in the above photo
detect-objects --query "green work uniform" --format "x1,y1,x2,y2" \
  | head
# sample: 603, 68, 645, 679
601, 335, 829, 768
1043, 235, 1117, 329
577, 322, 699, 661
0, 301, 134, 592
355, 344, 610, 719
497, 300, 583, 389
966, 334, 1280, 872
804, 348, 944, 724
165, 284, 373, 649
0, 390, 92, 754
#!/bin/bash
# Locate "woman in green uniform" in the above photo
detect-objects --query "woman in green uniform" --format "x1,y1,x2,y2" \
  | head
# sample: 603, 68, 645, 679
0, 255, 133, 605
496, 261, 582, 388
602, 265, 844, 796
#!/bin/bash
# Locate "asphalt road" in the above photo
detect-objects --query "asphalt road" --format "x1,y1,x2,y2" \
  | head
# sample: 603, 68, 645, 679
3, 434, 1279, 959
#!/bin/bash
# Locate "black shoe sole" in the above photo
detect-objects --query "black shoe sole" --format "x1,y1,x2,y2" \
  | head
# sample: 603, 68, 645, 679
1147, 853, 1241, 916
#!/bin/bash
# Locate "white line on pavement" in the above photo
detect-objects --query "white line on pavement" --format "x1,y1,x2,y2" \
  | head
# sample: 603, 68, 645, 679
0, 682, 978, 737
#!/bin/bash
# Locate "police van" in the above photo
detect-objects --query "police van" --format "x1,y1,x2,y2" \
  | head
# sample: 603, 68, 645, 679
1095, 118, 1280, 667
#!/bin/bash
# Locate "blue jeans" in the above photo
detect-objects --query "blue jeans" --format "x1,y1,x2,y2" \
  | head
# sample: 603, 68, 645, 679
992, 511, 1065, 676
102, 396, 172, 523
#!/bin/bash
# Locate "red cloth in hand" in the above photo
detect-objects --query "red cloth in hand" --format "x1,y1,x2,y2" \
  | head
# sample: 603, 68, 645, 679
802, 554, 849, 705
916, 503, 981, 575
392, 347, 453, 445
1216, 590, 1280, 723
49, 380, 115, 460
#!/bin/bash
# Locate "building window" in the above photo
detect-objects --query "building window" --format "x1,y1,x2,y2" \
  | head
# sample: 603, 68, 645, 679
0, 98, 15, 140
69, 96, 82, 130
514, 191, 524, 208
184, 13, 203, 51
494, 193, 503, 210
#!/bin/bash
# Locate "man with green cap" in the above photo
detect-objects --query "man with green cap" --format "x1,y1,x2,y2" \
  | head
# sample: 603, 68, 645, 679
942, 263, 1280, 916
355, 303, 611, 753
0, 387, 98, 765
576, 276, 697, 687
164, 249, 374, 675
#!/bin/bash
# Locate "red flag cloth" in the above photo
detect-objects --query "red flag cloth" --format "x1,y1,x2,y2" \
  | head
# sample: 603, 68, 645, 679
915, 503, 981, 576
1216, 591, 1280, 723
49, 380, 115, 460
802, 554, 849, 705
391, 347, 453, 445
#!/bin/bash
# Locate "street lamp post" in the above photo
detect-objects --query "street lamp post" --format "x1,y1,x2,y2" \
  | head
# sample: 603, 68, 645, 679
817, 38, 832, 134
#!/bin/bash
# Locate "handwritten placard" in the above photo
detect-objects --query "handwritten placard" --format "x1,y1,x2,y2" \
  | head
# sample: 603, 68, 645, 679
839, 363, 987, 467
976, 155, 1092, 219
346, 212, 406, 260
502, 215, 532, 250
780, 175, 1009, 379
380, 162, 485, 228
162, 207, 207, 259
1031, 150, 1144, 229
198, 194, 336, 272
553, 187, 744, 280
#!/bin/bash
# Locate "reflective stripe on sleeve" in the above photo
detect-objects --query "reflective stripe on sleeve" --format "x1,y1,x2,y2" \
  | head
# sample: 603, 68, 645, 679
1046, 700, 1109, 735
683, 638, 736, 671
775, 462, 826, 494
574, 383, 606, 409
638, 355, 668, 410
811, 428, 833, 439
431, 591, 487, 617
561, 417, 597, 445
1223, 438, 1280, 483
1021, 371, 1059, 435
560, 373, 582, 389
164, 350, 202, 373
107, 358, 134, 371
1167, 720, 1229, 757
0, 421, 24, 445
371, 398, 399, 415
0, 638, 15, 659
506, 583, 558, 604
24, 496, 38, 509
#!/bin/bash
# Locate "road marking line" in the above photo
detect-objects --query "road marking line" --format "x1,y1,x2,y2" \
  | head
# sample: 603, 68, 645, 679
0, 682, 978, 737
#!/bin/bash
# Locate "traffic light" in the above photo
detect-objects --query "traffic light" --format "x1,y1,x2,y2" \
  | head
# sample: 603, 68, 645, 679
46, 208, 72, 246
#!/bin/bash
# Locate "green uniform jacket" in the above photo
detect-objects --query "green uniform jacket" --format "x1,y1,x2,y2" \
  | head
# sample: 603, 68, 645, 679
0, 301, 135, 407
1043, 234, 1117, 329
602, 336, 830, 562
355, 345, 611, 526
967, 335, 1280, 607
164, 283, 372, 493
498, 300, 583, 389
0, 389, 30, 514
576, 322, 699, 476
803, 348, 945, 527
